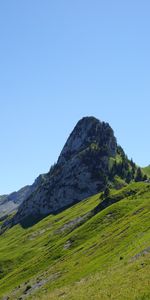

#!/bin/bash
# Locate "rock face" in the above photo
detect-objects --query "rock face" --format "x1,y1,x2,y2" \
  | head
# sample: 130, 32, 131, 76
0, 175, 46, 219
0, 187, 30, 218
12, 117, 117, 225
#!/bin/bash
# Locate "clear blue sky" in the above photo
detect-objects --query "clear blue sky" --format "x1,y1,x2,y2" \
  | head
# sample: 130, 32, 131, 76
0, 1, 150, 194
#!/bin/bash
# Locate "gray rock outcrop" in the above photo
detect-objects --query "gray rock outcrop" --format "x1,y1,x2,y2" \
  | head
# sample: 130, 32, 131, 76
12, 116, 117, 225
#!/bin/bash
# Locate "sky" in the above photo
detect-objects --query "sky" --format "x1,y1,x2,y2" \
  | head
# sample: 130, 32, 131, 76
0, 0, 150, 194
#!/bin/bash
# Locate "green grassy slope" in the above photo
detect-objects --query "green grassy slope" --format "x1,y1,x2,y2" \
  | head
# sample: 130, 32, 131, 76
142, 165, 150, 177
0, 182, 150, 300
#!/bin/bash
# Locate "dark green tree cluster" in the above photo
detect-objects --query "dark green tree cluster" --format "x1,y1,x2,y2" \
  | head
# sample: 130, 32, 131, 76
104, 186, 110, 197
100, 185, 110, 200
135, 167, 147, 182
110, 159, 133, 183
110, 146, 147, 183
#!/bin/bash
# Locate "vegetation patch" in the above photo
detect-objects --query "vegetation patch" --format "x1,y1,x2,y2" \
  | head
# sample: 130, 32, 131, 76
0, 182, 149, 300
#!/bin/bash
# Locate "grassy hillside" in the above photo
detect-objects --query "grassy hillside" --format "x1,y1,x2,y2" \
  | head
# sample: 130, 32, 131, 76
0, 182, 150, 300
142, 165, 150, 177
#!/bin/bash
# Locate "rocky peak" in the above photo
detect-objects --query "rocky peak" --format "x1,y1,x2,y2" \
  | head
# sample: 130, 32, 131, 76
58, 117, 116, 165
9, 117, 118, 226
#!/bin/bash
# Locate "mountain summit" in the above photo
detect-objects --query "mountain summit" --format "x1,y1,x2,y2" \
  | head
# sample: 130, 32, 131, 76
11, 117, 118, 225
58, 117, 117, 164
6, 115, 144, 228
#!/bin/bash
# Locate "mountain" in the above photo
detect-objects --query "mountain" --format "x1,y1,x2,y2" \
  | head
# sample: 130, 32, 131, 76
0, 174, 46, 219
9, 116, 137, 226
0, 116, 149, 300
0, 186, 30, 219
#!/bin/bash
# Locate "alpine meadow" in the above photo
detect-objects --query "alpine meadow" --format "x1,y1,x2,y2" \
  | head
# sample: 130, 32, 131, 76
0, 117, 150, 300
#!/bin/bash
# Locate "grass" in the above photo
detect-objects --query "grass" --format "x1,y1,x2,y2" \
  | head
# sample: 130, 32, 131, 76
142, 165, 150, 177
0, 182, 150, 299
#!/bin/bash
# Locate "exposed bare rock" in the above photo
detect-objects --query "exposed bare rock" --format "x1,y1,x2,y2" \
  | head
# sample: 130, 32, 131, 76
10, 117, 117, 226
